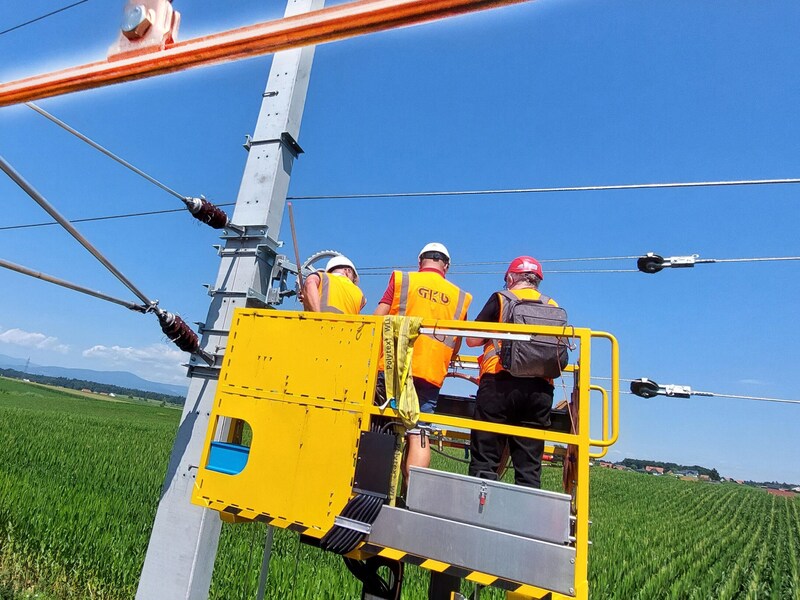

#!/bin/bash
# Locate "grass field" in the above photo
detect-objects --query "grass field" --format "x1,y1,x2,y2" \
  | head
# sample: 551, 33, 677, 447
0, 376, 798, 599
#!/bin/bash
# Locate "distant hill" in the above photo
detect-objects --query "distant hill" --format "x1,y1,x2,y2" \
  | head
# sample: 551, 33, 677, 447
619, 458, 720, 480
0, 353, 188, 398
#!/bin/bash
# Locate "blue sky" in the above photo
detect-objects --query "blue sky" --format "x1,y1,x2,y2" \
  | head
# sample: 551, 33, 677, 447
1, 1, 798, 483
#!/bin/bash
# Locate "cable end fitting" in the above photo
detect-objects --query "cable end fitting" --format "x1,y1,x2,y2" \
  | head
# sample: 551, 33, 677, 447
638, 252, 700, 273
631, 378, 692, 399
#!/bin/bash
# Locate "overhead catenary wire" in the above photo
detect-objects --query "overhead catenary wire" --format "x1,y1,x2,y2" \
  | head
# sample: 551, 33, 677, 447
0, 204, 236, 231
1, 200, 798, 275
286, 177, 800, 200
626, 377, 800, 406
618, 389, 800, 406
0, 0, 90, 37
690, 391, 800, 405
357, 256, 642, 271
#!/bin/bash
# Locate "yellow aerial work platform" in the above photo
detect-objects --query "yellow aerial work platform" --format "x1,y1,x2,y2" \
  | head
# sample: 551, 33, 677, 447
191, 309, 619, 600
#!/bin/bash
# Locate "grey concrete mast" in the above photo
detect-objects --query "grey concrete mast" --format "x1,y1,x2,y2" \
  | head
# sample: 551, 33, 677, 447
136, 1, 323, 598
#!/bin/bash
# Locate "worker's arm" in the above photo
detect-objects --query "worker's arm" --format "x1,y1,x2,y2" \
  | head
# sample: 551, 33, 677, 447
302, 273, 322, 312
451, 336, 464, 359
374, 273, 395, 315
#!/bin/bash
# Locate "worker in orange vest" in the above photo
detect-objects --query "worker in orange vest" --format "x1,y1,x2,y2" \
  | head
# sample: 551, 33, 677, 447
466, 256, 557, 488
302, 254, 366, 314
375, 242, 472, 482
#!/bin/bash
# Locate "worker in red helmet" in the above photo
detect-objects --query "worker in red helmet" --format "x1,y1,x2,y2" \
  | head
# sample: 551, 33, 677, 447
375, 243, 472, 484
466, 255, 559, 488
301, 254, 366, 314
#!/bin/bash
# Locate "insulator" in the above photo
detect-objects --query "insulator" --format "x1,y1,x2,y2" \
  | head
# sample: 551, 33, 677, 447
158, 311, 200, 353
185, 197, 229, 229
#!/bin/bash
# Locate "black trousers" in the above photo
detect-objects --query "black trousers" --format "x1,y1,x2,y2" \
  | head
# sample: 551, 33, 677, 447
468, 372, 553, 488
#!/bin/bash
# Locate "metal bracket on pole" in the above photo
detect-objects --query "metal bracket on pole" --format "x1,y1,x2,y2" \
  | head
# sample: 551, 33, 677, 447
243, 131, 304, 158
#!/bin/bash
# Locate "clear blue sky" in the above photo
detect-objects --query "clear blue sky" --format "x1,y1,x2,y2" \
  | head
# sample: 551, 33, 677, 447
1, 1, 798, 483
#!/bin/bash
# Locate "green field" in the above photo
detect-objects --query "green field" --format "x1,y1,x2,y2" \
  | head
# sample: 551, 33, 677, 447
0, 377, 798, 599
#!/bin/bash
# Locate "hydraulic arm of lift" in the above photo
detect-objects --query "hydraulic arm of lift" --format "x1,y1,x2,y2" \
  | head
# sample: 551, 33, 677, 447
0, 0, 528, 108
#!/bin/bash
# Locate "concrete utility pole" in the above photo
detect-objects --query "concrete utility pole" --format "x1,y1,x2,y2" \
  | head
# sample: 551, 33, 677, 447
136, 1, 323, 597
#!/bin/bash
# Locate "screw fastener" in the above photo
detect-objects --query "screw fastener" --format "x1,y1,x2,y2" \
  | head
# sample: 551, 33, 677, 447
122, 5, 154, 40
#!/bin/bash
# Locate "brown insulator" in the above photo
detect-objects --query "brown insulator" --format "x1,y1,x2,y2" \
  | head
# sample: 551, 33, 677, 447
158, 311, 200, 353
185, 197, 229, 229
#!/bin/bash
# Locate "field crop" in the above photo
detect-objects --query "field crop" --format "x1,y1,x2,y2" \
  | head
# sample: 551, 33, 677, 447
0, 377, 798, 599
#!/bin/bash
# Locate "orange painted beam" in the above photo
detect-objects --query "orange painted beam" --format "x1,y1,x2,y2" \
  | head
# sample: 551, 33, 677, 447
0, 0, 527, 107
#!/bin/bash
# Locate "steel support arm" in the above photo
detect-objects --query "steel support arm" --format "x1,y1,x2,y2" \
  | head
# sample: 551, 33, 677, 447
0, 0, 527, 108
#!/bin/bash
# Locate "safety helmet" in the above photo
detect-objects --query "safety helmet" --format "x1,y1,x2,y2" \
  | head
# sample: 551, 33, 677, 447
325, 255, 359, 281
506, 256, 543, 280
418, 242, 451, 263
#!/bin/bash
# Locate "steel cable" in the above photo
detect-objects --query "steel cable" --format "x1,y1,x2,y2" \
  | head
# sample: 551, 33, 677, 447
0, 257, 146, 312
0, 154, 155, 307
286, 177, 800, 200
618, 387, 799, 405
0, 0, 90, 37
26, 102, 187, 201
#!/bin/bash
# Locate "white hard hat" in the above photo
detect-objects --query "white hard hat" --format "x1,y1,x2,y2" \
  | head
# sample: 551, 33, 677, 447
418, 242, 450, 263
325, 255, 358, 281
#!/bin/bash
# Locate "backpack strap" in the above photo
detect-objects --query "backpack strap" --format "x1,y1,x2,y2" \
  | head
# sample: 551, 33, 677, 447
497, 290, 518, 323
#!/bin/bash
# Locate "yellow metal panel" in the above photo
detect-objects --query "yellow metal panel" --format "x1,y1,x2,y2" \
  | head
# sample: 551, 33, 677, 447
192, 310, 383, 535
220, 310, 381, 409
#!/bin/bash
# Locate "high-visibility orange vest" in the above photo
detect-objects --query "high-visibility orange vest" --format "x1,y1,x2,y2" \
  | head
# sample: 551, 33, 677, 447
478, 287, 559, 379
315, 272, 364, 314
384, 270, 471, 387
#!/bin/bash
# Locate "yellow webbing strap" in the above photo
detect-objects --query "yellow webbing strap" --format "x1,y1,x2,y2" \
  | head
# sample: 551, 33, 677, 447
382, 315, 422, 429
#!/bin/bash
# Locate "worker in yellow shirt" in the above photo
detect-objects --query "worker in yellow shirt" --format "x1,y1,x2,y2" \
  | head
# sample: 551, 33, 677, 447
375, 242, 472, 481
302, 255, 366, 314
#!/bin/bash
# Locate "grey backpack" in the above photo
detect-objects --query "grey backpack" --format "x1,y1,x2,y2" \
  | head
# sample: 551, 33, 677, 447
496, 290, 569, 378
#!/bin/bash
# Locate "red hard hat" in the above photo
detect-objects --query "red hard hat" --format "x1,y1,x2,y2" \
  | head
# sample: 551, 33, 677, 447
506, 256, 543, 279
